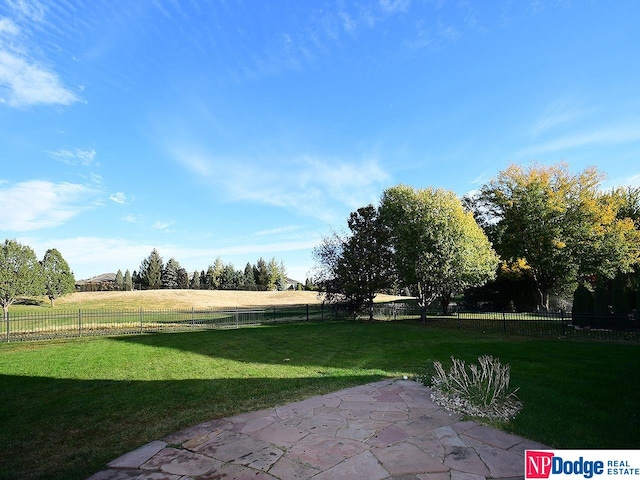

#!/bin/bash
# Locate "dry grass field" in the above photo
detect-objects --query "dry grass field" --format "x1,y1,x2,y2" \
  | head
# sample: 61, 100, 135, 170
49, 289, 410, 310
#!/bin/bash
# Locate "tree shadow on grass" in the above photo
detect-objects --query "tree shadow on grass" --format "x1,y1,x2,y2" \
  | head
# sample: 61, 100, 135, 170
109, 321, 430, 373
0, 372, 384, 480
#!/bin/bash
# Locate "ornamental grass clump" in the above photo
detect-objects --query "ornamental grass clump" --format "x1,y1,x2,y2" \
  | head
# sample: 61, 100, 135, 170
429, 355, 522, 421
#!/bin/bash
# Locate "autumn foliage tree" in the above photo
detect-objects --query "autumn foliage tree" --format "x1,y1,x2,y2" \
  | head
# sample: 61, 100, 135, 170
469, 163, 640, 311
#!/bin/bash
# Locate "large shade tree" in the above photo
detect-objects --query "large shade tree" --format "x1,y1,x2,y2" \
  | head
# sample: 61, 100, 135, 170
470, 163, 639, 311
380, 185, 499, 320
314, 204, 394, 320
41, 248, 75, 306
0, 239, 44, 321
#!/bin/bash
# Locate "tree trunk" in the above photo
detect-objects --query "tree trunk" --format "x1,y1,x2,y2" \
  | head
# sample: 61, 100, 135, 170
440, 289, 452, 315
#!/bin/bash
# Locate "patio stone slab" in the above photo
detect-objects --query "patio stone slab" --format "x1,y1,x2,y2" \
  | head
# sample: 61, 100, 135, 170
107, 441, 167, 469
88, 379, 552, 480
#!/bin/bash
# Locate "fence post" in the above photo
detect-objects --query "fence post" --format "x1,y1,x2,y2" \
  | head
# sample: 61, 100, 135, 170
561, 310, 566, 337
306, 304, 309, 322
139, 308, 143, 334
191, 307, 195, 328
5, 311, 9, 342
235, 307, 238, 328
78, 309, 82, 337
502, 312, 507, 333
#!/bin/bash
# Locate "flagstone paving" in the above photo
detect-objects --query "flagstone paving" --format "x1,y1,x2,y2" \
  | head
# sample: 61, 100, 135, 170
87, 379, 550, 480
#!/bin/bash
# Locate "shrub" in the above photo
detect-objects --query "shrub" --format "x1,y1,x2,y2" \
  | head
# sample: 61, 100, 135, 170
427, 355, 522, 421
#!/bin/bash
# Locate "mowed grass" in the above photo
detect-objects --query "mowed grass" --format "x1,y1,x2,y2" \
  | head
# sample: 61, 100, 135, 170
1, 321, 639, 480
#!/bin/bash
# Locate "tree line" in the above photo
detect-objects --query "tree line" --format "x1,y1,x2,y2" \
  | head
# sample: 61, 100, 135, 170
0, 240, 75, 321
118, 249, 292, 292
314, 163, 640, 320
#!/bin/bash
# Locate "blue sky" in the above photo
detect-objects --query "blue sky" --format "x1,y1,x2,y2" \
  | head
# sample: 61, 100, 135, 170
1, 0, 639, 283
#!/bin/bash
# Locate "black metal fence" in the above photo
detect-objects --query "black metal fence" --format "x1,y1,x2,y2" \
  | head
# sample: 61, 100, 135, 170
372, 304, 640, 342
3, 304, 337, 342
6, 303, 639, 343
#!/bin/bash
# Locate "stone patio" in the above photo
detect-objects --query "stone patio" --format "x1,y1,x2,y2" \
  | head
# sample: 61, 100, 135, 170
87, 379, 549, 479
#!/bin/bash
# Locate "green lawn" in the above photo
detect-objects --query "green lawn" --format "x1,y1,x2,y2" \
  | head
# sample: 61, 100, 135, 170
1, 321, 638, 480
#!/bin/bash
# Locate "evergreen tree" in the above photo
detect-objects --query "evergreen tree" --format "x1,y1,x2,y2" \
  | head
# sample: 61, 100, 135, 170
139, 249, 163, 289
177, 267, 189, 289
41, 248, 76, 307
267, 258, 280, 290
243, 262, 256, 288
200, 269, 207, 289
255, 257, 269, 287
132, 270, 140, 290
124, 269, 133, 291
115, 269, 124, 291
190, 270, 200, 289
162, 257, 181, 289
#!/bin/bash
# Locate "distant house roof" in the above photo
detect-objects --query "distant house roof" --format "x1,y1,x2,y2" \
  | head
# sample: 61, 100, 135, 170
76, 273, 117, 285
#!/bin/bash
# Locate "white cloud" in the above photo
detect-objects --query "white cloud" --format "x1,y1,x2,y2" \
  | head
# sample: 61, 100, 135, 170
109, 192, 127, 204
618, 174, 640, 189
7, 0, 46, 23
0, 1, 78, 108
519, 123, 640, 157
153, 220, 174, 230
173, 148, 390, 222
0, 18, 20, 36
0, 180, 95, 231
0, 50, 78, 107
22, 235, 321, 281
48, 148, 96, 166
379, 0, 411, 14
529, 98, 592, 137
253, 225, 301, 237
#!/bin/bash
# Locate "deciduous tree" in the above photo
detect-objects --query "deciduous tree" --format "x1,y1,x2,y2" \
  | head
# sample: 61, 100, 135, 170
380, 185, 499, 320
41, 248, 75, 306
0, 239, 44, 321
314, 205, 394, 320
472, 163, 640, 310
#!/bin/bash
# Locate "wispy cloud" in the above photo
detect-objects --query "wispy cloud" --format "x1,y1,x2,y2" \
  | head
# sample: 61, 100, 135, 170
109, 192, 127, 204
0, 1, 78, 107
7, 0, 46, 23
379, 0, 411, 14
172, 148, 390, 222
529, 98, 592, 137
253, 225, 301, 237
519, 123, 640, 157
22, 235, 321, 280
48, 148, 97, 166
152, 220, 174, 230
0, 180, 96, 231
